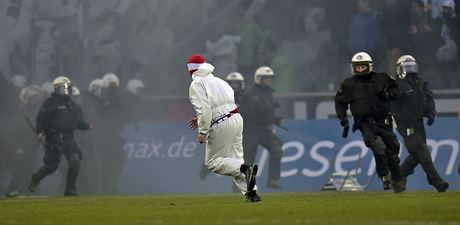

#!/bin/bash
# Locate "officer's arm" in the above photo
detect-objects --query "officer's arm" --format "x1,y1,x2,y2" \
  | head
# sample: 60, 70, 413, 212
423, 81, 436, 118
237, 92, 248, 116
36, 99, 54, 134
386, 78, 400, 100
76, 106, 91, 130
244, 93, 273, 120
334, 82, 351, 123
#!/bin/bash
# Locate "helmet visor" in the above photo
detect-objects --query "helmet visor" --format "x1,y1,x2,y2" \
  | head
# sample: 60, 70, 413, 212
260, 76, 274, 87
55, 83, 71, 95
227, 80, 243, 92
401, 61, 418, 74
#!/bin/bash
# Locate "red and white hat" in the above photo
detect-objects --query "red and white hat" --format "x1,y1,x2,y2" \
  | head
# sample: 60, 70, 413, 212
187, 54, 205, 76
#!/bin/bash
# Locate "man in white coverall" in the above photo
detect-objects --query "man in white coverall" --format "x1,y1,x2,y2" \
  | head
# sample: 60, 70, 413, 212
186, 54, 261, 202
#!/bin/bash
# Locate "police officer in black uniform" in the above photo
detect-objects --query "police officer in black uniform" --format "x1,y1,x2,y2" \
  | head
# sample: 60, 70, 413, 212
391, 55, 449, 192
28, 76, 92, 196
242, 66, 283, 190
225, 72, 246, 107
335, 52, 404, 193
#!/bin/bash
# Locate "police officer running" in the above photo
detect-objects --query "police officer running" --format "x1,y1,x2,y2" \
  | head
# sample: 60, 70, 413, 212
391, 55, 449, 192
28, 76, 92, 196
242, 66, 284, 190
335, 52, 405, 193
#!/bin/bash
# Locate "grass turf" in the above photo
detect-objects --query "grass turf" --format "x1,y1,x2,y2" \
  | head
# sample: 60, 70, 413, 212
1, 191, 459, 225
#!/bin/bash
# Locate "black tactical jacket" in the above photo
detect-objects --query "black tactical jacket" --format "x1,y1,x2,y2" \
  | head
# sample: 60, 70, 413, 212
391, 74, 435, 126
335, 72, 399, 122
241, 84, 279, 129
36, 93, 90, 134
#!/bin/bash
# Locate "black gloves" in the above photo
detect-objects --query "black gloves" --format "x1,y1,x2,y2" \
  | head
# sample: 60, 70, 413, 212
377, 83, 389, 100
340, 118, 350, 138
427, 115, 435, 126
275, 116, 283, 125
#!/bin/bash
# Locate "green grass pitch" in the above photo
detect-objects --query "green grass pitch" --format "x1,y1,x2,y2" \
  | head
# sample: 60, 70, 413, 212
1, 191, 459, 225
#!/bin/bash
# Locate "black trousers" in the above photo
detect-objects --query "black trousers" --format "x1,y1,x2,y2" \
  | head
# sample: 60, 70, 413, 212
243, 127, 283, 182
397, 123, 443, 185
358, 121, 402, 181
32, 135, 82, 194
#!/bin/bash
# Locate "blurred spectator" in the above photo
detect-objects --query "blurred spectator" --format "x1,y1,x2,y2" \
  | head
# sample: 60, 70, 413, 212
0, 0, 458, 96
87, 14, 122, 84
33, 0, 78, 19
304, 7, 337, 92
347, 0, 385, 70
32, 21, 57, 84
432, 0, 459, 88
424, 0, 446, 18
0, 0, 33, 80
270, 50, 293, 93
273, 6, 338, 92
206, 34, 241, 78
123, 1, 175, 94
32, 0, 79, 83
408, 0, 443, 81
237, 0, 271, 77
379, 0, 411, 75
457, 0, 460, 21
436, 0, 459, 58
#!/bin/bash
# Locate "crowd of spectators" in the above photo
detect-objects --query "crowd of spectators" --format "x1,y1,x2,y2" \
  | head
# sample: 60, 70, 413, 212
0, 0, 458, 96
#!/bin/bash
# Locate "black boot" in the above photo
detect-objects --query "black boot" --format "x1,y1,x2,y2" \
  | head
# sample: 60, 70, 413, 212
433, 181, 449, 193
267, 178, 282, 190
29, 164, 59, 193
381, 174, 392, 190
28, 175, 39, 193
392, 179, 405, 193
245, 190, 262, 203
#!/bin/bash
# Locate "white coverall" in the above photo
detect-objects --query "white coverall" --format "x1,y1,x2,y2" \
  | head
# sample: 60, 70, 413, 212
189, 62, 257, 194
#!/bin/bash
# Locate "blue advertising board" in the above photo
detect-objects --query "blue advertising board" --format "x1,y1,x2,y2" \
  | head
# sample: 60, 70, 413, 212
117, 118, 460, 194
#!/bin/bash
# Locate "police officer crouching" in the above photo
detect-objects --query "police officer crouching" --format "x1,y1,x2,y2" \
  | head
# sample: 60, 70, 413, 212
28, 76, 92, 196
335, 52, 405, 193
391, 55, 449, 192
